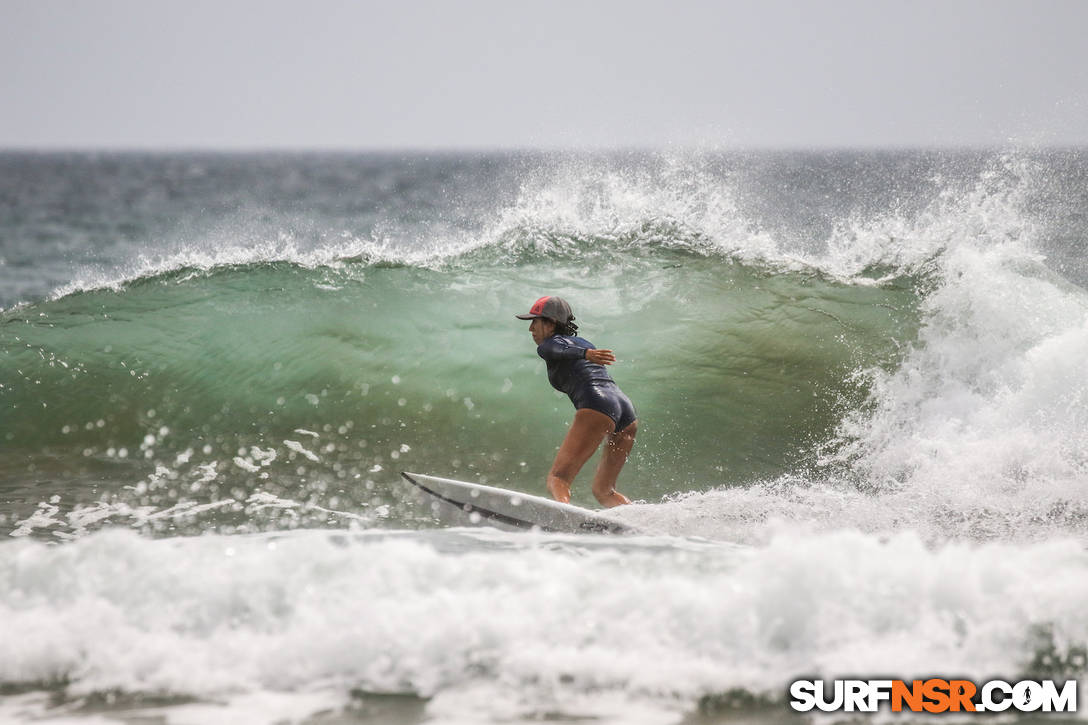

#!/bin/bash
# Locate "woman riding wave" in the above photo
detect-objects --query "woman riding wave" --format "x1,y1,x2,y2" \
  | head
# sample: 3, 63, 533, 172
515, 296, 637, 507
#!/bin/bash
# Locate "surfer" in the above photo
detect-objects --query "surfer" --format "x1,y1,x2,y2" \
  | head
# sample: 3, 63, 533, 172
516, 296, 635, 507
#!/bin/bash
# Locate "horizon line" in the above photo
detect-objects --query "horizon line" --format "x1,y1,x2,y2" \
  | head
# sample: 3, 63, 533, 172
2, 141, 1086, 155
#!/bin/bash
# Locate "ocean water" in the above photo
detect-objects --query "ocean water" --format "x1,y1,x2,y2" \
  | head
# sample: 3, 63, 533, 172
1, 149, 1087, 724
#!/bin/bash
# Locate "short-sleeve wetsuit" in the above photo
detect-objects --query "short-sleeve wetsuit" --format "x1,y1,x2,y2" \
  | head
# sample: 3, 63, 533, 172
536, 335, 637, 433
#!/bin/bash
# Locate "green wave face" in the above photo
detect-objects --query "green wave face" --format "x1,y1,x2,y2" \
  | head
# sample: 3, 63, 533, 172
0, 245, 922, 531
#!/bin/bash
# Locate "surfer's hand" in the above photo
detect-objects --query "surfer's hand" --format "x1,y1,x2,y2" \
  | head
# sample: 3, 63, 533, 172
586, 349, 616, 365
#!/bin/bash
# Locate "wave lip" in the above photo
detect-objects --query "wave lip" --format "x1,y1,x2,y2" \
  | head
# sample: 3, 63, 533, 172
19, 151, 974, 309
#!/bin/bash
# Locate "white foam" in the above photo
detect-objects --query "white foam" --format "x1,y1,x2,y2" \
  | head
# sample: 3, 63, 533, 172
233, 457, 260, 473
283, 440, 320, 462
0, 527, 1085, 721
815, 158, 1088, 538
0, 689, 349, 725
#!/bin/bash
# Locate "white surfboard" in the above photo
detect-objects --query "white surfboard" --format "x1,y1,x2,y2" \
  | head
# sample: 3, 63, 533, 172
401, 472, 636, 534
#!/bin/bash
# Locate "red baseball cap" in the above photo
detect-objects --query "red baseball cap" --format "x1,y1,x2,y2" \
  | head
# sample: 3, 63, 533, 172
515, 296, 574, 325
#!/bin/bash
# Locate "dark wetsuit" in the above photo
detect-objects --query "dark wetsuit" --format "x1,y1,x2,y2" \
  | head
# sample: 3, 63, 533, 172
536, 335, 637, 432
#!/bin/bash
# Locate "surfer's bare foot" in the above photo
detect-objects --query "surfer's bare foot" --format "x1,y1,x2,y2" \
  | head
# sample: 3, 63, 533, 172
546, 476, 572, 503
594, 489, 631, 507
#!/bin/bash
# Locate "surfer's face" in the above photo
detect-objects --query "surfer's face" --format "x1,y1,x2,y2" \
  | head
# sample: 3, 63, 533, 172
529, 317, 556, 344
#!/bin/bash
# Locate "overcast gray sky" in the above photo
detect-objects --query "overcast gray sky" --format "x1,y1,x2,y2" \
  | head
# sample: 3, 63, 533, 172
3, 0, 1087, 149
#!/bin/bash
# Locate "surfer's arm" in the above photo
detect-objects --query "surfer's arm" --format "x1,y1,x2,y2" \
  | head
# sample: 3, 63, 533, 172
536, 337, 587, 361
537, 338, 616, 365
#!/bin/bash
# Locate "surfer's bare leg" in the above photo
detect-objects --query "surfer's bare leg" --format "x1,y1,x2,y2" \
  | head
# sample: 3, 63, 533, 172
592, 420, 636, 507
546, 409, 614, 504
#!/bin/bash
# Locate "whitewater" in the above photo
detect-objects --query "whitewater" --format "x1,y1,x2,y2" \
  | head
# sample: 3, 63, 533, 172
1, 150, 1087, 724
